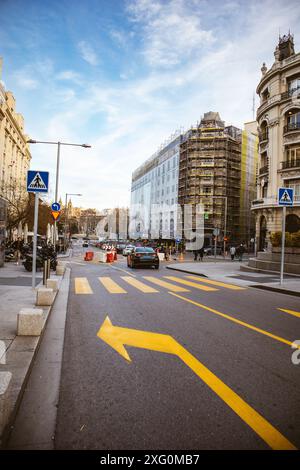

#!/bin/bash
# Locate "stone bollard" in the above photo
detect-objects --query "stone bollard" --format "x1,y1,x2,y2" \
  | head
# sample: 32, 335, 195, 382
0, 371, 12, 437
46, 278, 59, 292
17, 308, 43, 336
56, 265, 65, 276
36, 288, 54, 306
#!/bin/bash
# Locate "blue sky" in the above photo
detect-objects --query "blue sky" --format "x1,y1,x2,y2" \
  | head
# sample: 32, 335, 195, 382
1, 0, 299, 209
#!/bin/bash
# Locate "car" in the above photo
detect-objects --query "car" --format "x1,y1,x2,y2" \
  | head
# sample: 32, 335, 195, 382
127, 247, 159, 269
123, 245, 135, 256
116, 243, 127, 254
82, 241, 89, 248
204, 245, 223, 256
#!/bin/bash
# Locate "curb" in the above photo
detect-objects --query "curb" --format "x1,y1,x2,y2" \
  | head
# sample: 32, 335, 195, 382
250, 284, 300, 298
0, 268, 70, 448
166, 266, 208, 277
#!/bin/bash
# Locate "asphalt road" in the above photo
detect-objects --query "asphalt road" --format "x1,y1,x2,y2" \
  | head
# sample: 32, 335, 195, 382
53, 247, 300, 450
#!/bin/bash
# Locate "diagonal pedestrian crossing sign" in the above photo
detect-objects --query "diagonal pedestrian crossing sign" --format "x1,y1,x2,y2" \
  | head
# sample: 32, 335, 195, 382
27, 170, 49, 193
278, 187, 294, 206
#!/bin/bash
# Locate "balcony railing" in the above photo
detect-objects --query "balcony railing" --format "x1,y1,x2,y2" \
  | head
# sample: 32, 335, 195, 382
283, 122, 300, 133
259, 165, 268, 175
281, 88, 300, 100
281, 159, 300, 169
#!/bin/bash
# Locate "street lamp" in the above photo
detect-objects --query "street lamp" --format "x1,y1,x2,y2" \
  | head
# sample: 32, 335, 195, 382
64, 193, 82, 250
27, 139, 91, 249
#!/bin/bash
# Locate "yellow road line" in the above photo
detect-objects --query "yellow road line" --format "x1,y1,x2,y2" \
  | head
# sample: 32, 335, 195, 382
121, 276, 159, 293
99, 277, 127, 294
164, 276, 217, 291
74, 277, 93, 294
278, 308, 300, 319
170, 292, 300, 349
186, 275, 245, 290
143, 276, 190, 292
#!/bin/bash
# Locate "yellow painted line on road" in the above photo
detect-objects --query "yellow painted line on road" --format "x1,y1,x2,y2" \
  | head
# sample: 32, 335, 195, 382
170, 293, 300, 349
164, 276, 217, 291
186, 275, 246, 290
121, 276, 159, 293
143, 276, 190, 293
278, 308, 300, 319
98, 316, 297, 450
99, 277, 127, 294
74, 277, 93, 294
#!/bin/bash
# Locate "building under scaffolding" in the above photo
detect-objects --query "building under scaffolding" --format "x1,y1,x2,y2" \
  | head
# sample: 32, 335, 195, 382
178, 112, 242, 246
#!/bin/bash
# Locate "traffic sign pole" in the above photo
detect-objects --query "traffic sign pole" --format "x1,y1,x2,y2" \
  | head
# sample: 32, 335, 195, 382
32, 193, 39, 289
280, 206, 286, 285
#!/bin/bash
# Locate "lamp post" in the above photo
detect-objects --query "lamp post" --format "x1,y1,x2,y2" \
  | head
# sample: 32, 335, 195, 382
64, 193, 82, 251
27, 139, 91, 250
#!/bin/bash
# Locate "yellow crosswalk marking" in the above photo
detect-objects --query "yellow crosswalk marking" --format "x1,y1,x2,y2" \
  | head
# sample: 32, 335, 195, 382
121, 276, 159, 293
186, 275, 245, 290
99, 277, 127, 294
278, 308, 300, 319
164, 276, 217, 291
143, 276, 190, 292
75, 277, 93, 294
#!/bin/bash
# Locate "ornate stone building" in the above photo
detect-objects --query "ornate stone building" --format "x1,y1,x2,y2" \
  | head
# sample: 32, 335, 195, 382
252, 33, 300, 251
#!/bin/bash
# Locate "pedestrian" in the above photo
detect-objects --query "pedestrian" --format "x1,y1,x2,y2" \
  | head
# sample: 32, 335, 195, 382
199, 247, 204, 261
230, 245, 236, 261
193, 249, 198, 261
238, 244, 245, 262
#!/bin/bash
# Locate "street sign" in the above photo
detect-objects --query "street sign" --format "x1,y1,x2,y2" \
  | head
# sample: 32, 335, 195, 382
51, 210, 60, 221
27, 171, 49, 193
175, 238, 181, 243
278, 187, 294, 206
52, 202, 61, 211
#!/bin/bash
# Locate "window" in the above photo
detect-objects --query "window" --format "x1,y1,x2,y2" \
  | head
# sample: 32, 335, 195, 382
287, 111, 300, 129
286, 147, 300, 163
288, 78, 300, 96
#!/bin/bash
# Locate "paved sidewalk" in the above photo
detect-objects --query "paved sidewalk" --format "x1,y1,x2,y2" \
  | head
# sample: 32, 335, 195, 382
0, 262, 67, 447
166, 260, 300, 296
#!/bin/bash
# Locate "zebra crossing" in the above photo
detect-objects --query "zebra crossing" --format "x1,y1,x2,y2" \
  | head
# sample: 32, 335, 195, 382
74, 274, 246, 295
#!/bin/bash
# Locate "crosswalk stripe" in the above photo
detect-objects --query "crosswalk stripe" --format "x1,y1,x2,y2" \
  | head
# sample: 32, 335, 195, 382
143, 276, 190, 292
75, 277, 93, 294
186, 275, 245, 290
99, 277, 127, 294
121, 276, 159, 293
278, 308, 300, 319
164, 276, 217, 291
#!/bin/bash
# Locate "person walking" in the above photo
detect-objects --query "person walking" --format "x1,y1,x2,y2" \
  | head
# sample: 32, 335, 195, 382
199, 247, 204, 261
230, 245, 236, 261
193, 249, 198, 261
238, 244, 245, 262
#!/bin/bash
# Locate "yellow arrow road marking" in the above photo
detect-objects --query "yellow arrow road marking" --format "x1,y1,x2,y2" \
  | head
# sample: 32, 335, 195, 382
170, 293, 300, 349
97, 317, 296, 451
121, 276, 159, 293
278, 308, 300, 319
143, 276, 190, 292
186, 275, 246, 290
164, 276, 217, 291
74, 277, 93, 294
99, 277, 127, 294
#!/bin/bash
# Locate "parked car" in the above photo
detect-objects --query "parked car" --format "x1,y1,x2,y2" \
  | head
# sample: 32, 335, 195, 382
204, 245, 223, 256
83, 241, 89, 248
127, 247, 159, 269
123, 245, 135, 256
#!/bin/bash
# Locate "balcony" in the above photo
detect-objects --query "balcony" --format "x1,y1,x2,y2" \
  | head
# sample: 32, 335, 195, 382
258, 131, 268, 142
281, 159, 300, 170
281, 88, 300, 101
283, 122, 300, 134
259, 165, 268, 175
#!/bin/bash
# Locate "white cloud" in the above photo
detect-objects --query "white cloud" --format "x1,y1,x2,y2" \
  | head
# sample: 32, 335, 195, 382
14, 75, 39, 90
78, 40, 99, 66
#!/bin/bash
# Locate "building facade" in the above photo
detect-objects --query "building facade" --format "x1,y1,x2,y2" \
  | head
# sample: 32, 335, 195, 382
252, 34, 300, 251
130, 134, 181, 240
0, 64, 31, 197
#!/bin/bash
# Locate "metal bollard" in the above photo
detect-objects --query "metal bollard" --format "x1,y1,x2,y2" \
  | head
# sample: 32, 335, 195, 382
43, 260, 47, 285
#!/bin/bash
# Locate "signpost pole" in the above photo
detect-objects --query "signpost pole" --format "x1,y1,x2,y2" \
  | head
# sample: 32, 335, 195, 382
32, 193, 39, 289
214, 235, 217, 260
280, 205, 286, 285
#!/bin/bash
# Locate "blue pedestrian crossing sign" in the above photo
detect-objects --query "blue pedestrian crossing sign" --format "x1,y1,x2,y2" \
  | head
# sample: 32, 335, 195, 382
278, 187, 294, 206
27, 170, 49, 193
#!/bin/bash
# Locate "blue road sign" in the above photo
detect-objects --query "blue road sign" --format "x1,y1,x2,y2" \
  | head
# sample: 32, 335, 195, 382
27, 171, 49, 193
175, 238, 181, 243
278, 187, 294, 206
52, 202, 61, 212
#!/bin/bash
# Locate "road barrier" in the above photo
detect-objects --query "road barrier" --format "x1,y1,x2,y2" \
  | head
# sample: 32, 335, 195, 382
17, 308, 44, 336
84, 251, 94, 261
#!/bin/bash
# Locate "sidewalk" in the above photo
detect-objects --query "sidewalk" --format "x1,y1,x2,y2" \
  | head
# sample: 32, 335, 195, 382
166, 259, 300, 297
0, 261, 69, 447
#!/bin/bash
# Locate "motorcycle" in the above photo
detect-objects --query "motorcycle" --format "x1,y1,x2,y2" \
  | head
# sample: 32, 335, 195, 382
23, 245, 57, 272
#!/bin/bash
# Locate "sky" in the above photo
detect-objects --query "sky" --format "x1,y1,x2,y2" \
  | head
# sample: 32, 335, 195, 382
0, 0, 299, 210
